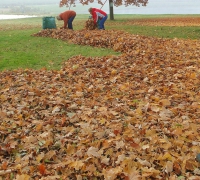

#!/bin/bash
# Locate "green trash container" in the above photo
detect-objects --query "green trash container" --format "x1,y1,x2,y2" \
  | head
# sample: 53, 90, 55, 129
42, 17, 56, 29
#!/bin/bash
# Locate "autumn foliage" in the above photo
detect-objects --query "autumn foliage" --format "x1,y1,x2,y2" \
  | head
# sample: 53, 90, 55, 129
0, 19, 200, 179
59, 0, 148, 7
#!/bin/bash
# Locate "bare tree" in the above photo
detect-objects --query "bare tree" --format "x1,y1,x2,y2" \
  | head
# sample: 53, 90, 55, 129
59, 0, 148, 20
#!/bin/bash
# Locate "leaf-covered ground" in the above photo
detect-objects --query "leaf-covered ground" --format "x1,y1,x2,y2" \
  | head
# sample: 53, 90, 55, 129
1, 23, 200, 180
118, 17, 200, 26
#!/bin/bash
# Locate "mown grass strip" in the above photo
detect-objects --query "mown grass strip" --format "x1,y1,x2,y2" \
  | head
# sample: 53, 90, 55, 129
1, 15, 200, 71
0, 28, 120, 71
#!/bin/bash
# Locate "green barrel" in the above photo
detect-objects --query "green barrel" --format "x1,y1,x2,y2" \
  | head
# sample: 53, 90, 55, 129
42, 17, 56, 29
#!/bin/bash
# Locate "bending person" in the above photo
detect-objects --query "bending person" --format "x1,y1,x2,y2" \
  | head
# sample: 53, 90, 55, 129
57, 10, 76, 30
88, 8, 107, 30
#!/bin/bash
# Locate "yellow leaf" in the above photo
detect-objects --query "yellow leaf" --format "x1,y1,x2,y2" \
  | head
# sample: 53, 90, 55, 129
141, 167, 160, 177
135, 107, 143, 115
101, 157, 110, 165
119, 83, 129, 91
157, 152, 173, 161
35, 123, 43, 132
151, 105, 160, 112
187, 72, 197, 79
98, 106, 107, 112
44, 150, 56, 160
69, 161, 84, 171
0, 94, 7, 101
72, 64, 79, 69
105, 148, 114, 157
66, 144, 76, 155
151, 96, 160, 102
172, 128, 183, 135
102, 167, 122, 180
99, 118, 106, 125
15, 174, 30, 180
160, 99, 171, 106
165, 161, 173, 173
85, 164, 96, 173
111, 69, 117, 75
87, 147, 101, 157
36, 152, 44, 163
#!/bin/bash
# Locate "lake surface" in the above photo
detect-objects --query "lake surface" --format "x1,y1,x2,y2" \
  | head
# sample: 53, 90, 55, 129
0, 0, 200, 20
100, 0, 200, 15
0, 15, 37, 20
69, 0, 200, 15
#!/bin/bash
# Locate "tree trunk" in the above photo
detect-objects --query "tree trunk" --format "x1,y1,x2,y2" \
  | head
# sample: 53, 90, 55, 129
109, 0, 114, 20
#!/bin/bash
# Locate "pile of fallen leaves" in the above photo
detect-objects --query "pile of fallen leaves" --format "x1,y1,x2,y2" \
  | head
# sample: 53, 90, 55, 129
85, 19, 97, 30
0, 28, 200, 180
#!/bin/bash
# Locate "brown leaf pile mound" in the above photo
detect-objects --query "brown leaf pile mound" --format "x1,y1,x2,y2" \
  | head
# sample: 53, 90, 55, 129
0, 29, 200, 179
85, 19, 98, 30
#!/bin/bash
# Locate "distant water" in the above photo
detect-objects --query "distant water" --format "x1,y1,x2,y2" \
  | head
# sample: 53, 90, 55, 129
0, 15, 37, 20
99, 0, 200, 15
64, 0, 200, 14
0, 0, 200, 20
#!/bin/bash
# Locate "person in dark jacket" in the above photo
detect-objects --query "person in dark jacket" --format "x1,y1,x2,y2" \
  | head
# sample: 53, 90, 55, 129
88, 8, 107, 30
56, 10, 76, 29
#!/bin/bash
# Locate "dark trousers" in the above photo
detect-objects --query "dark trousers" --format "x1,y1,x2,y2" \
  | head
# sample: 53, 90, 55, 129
68, 16, 76, 29
99, 15, 107, 30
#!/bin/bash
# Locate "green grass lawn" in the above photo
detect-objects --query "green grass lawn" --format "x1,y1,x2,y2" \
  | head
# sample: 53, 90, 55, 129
112, 25, 200, 39
0, 30, 119, 71
0, 14, 200, 71
0, 17, 120, 71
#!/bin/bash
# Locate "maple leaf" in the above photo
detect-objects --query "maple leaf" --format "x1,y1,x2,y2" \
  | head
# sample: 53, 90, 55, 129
15, 174, 30, 180
126, 167, 141, 180
101, 157, 110, 165
38, 164, 46, 175
102, 167, 122, 180
1, 161, 8, 170
141, 167, 160, 178
87, 147, 101, 158
115, 140, 125, 150
159, 108, 174, 120
165, 161, 173, 173
116, 154, 125, 165
69, 161, 84, 171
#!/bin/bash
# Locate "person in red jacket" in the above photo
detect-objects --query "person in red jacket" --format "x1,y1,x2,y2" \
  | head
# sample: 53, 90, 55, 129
56, 10, 76, 29
88, 8, 107, 30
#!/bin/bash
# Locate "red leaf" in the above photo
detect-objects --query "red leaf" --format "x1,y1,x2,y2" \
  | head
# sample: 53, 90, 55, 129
130, 142, 140, 149
114, 130, 120, 135
1, 161, 8, 170
38, 164, 46, 175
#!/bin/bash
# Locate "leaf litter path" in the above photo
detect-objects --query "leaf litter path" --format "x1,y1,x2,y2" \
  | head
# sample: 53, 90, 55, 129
0, 29, 200, 180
